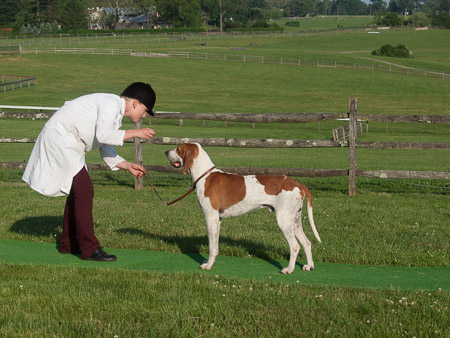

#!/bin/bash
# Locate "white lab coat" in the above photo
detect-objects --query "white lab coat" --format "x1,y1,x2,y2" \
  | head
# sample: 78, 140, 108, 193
22, 93, 127, 197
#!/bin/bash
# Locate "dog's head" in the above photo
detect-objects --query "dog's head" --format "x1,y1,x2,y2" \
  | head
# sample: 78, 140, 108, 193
165, 143, 200, 175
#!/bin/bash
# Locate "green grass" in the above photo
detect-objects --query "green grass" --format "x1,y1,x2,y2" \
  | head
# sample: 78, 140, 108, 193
2, 53, 450, 115
1, 264, 448, 337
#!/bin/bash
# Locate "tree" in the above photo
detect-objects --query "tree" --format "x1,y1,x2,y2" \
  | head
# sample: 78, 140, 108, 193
285, 0, 317, 16
369, 0, 387, 14
265, 0, 289, 10
28, 0, 40, 24
51, 19, 59, 32
262, 7, 283, 20
134, 0, 156, 28
396, 0, 415, 16
331, 0, 368, 15
380, 11, 403, 26
155, 0, 203, 28
439, 0, 450, 12
43, 0, 62, 23
218, 0, 234, 31
0, 0, 21, 26
409, 11, 431, 27
60, 0, 88, 31
104, 0, 132, 30
388, 0, 401, 13
13, 0, 35, 32
432, 10, 450, 28
419, 0, 440, 16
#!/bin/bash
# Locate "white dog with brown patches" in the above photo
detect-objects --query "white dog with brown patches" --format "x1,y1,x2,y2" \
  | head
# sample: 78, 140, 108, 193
165, 143, 322, 274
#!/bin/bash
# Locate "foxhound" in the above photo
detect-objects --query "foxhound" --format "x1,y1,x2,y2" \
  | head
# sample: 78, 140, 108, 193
165, 143, 322, 274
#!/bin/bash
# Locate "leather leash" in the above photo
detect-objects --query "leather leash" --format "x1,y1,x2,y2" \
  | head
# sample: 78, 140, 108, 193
145, 166, 216, 206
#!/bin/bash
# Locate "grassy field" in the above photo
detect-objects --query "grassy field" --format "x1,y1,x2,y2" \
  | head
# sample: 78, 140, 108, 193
1, 264, 448, 337
1, 22, 449, 336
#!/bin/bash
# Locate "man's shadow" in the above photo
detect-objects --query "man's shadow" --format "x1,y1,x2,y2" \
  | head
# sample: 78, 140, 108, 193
10, 216, 62, 237
8, 218, 295, 271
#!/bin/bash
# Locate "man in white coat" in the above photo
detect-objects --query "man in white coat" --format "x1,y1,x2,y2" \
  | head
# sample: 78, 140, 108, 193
22, 82, 156, 261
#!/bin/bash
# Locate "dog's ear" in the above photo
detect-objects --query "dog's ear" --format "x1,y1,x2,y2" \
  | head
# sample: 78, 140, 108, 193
177, 143, 199, 175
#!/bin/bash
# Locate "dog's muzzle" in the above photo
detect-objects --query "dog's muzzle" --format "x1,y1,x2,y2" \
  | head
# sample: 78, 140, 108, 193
165, 149, 183, 168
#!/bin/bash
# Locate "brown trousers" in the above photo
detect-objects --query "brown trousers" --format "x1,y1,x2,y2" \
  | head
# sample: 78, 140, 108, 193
59, 167, 99, 259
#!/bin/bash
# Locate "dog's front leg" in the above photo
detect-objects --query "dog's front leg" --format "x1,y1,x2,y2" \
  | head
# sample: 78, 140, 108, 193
200, 213, 221, 270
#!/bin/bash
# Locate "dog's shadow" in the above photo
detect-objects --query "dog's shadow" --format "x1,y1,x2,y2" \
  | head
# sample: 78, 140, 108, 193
116, 227, 299, 271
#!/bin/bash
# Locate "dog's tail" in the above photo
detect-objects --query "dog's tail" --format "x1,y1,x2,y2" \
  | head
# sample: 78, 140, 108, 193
303, 186, 322, 243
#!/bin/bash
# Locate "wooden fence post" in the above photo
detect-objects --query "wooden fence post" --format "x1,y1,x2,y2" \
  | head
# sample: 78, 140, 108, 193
134, 120, 143, 190
348, 98, 357, 196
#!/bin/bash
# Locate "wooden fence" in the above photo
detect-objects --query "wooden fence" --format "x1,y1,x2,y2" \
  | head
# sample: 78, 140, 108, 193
1, 98, 449, 195
0, 75, 37, 93
0, 45, 20, 54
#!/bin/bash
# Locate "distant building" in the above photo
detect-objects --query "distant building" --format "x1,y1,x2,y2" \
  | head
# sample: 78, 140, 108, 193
87, 7, 165, 30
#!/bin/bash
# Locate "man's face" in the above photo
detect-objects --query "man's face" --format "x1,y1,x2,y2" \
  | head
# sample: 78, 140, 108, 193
128, 99, 148, 123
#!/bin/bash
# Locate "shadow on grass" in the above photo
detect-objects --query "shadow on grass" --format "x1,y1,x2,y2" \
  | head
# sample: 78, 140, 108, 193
9, 216, 62, 237
91, 172, 135, 188
116, 227, 289, 270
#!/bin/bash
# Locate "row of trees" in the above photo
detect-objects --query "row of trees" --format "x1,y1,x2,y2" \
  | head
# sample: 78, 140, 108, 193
0, 0, 449, 32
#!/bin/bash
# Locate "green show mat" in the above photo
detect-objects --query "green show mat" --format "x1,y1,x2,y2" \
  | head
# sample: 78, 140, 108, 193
1, 239, 448, 291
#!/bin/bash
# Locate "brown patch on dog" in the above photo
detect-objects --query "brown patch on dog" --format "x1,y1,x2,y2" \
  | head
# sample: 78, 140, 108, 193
205, 172, 246, 212
177, 143, 199, 175
256, 175, 309, 200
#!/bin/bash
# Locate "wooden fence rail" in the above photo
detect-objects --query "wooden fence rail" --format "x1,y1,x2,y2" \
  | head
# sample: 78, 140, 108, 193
0, 76, 37, 93
2, 162, 449, 180
1, 100, 449, 195
0, 165, 447, 188
355, 114, 450, 124
3, 137, 450, 150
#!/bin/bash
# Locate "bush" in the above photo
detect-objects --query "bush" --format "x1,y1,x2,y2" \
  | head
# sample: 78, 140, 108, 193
432, 11, 450, 29
373, 12, 403, 27
19, 21, 60, 35
409, 11, 431, 27
371, 43, 412, 58
285, 21, 300, 27
250, 20, 268, 28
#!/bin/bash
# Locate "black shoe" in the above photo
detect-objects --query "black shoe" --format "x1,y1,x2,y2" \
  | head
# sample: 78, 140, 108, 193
85, 247, 117, 262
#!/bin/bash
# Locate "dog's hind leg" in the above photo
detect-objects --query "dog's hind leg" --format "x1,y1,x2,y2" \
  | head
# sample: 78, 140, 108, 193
294, 208, 314, 271
200, 213, 221, 270
276, 209, 301, 274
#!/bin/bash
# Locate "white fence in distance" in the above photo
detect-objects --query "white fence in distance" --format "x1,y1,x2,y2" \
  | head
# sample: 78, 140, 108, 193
16, 47, 450, 80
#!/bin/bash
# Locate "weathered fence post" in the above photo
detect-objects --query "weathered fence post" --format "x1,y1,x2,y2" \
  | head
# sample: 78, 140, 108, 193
348, 98, 358, 196
134, 120, 143, 190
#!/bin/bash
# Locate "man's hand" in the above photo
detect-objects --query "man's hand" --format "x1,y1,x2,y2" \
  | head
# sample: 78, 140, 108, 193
124, 128, 155, 141
136, 128, 155, 140
116, 161, 147, 178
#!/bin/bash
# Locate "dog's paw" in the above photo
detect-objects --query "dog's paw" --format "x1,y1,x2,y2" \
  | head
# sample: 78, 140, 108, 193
302, 264, 314, 271
200, 262, 213, 270
281, 267, 294, 274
